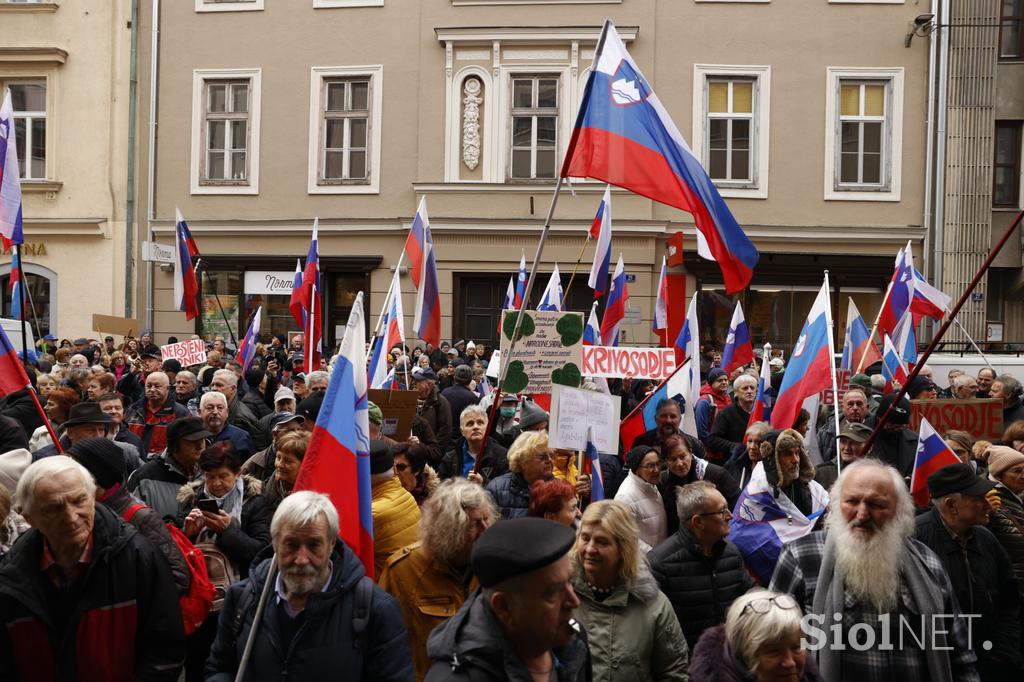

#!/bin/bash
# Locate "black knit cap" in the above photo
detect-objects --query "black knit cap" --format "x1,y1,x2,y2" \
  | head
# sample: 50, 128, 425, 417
625, 445, 658, 474
69, 437, 126, 489
369, 439, 393, 475
471, 517, 575, 588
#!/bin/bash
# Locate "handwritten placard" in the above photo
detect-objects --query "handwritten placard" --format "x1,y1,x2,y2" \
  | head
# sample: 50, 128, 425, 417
499, 310, 584, 394
549, 384, 621, 454
161, 339, 208, 367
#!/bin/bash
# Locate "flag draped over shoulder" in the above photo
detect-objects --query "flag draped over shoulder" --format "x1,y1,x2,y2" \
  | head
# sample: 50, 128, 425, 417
294, 292, 374, 577
729, 462, 829, 585
560, 21, 758, 294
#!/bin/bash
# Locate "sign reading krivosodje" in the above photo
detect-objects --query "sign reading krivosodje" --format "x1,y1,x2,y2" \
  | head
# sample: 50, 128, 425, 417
499, 310, 584, 394
908, 398, 1004, 441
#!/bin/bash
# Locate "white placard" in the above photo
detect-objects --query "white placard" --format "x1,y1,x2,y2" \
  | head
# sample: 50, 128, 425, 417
486, 350, 500, 378
549, 384, 621, 454
161, 339, 207, 367
244, 270, 296, 295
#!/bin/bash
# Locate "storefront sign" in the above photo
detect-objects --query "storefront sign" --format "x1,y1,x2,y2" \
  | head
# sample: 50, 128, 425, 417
161, 339, 207, 367
908, 398, 1004, 441
141, 241, 174, 264
244, 271, 296, 296
581, 346, 677, 380
0, 242, 46, 257
498, 310, 584, 394
549, 384, 622, 454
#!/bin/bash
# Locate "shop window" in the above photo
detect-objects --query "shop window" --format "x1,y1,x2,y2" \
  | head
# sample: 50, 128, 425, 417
1, 266, 54, 339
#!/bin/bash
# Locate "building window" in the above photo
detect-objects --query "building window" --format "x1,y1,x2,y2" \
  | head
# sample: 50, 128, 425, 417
510, 76, 559, 180
307, 65, 383, 194
824, 68, 903, 202
994, 121, 1022, 207
319, 78, 370, 184
707, 79, 754, 184
191, 69, 261, 195
6, 80, 46, 180
1002, 0, 1024, 60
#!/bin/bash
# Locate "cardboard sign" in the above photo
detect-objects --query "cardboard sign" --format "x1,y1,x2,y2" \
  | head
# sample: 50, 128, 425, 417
367, 389, 418, 442
498, 310, 584, 394
582, 346, 676, 380
92, 314, 141, 337
908, 398, 1004, 441
161, 339, 208, 367
549, 384, 622, 454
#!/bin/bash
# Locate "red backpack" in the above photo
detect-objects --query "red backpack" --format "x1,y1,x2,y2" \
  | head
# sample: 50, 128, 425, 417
123, 503, 216, 636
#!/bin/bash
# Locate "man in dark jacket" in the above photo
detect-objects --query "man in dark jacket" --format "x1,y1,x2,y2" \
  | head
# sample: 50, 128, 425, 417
425, 517, 591, 681
649, 480, 754, 648
33, 401, 142, 475
633, 398, 707, 459
867, 393, 919, 478
995, 374, 1024, 427
441, 364, 481, 445
438, 404, 508, 484
913, 464, 1022, 680
706, 374, 757, 462
0, 387, 43, 440
124, 371, 191, 455
0, 456, 185, 680
413, 367, 453, 454
211, 369, 261, 439
128, 417, 210, 519
205, 490, 413, 681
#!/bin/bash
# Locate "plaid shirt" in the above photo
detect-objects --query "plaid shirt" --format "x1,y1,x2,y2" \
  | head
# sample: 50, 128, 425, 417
769, 530, 980, 682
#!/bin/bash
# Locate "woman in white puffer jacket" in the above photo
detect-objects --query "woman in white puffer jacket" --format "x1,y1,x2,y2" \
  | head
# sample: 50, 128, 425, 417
614, 445, 668, 552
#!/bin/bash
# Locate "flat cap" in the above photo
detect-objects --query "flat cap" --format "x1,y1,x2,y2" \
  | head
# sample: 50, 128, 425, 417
471, 517, 575, 588
412, 367, 437, 382
927, 462, 995, 498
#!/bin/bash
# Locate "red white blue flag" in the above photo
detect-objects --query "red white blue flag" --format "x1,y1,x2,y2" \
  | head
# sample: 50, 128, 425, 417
502, 276, 515, 311
588, 186, 612, 297
600, 254, 628, 347
674, 293, 702, 438
173, 209, 200, 321
840, 298, 881, 373
289, 258, 306, 329
910, 417, 962, 507
771, 280, 833, 430
584, 426, 605, 502
721, 300, 753, 374
652, 256, 668, 336
878, 243, 914, 336
0, 89, 25, 249
294, 291, 375, 577
538, 264, 563, 312
404, 197, 441, 346
583, 301, 602, 346
300, 219, 322, 369
881, 333, 909, 389
910, 267, 950, 325
514, 251, 527, 309
237, 306, 262, 373
892, 310, 917, 370
561, 21, 758, 294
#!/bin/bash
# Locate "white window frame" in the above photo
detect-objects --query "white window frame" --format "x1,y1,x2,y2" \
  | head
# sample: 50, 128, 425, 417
2, 78, 47, 181
190, 68, 261, 195
314, 0, 383, 7
307, 65, 383, 195
507, 74, 561, 182
824, 67, 903, 202
195, 0, 264, 12
498, 66, 570, 184
692, 64, 771, 199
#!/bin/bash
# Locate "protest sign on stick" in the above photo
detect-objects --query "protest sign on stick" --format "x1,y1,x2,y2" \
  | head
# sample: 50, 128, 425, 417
498, 310, 584, 394
549, 384, 621, 454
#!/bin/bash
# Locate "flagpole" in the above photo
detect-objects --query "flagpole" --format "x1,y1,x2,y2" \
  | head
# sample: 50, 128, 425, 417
16, 244, 27, 358
855, 281, 892, 374
560, 234, 591, 308
947, 310, 995, 371
861, 208, 1024, 456
234, 556, 278, 682
366, 270, 397, 364
823, 271, 843, 474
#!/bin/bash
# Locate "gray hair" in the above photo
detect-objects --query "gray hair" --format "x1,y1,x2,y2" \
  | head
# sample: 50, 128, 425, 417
15, 457, 95, 517
870, 374, 886, 391
460, 404, 488, 426
953, 373, 976, 389
176, 370, 198, 386
306, 370, 330, 386
676, 480, 719, 524
212, 368, 238, 388
420, 478, 498, 565
724, 588, 804, 674
271, 490, 340, 540
826, 459, 915, 537
745, 421, 771, 440
199, 391, 227, 409
998, 374, 1021, 398
733, 374, 757, 391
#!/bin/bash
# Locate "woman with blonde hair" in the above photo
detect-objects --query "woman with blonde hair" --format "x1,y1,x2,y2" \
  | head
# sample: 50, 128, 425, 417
572, 500, 689, 681
484, 429, 553, 519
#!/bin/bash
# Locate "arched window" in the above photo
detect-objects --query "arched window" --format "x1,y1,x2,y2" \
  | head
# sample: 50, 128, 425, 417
0, 263, 56, 338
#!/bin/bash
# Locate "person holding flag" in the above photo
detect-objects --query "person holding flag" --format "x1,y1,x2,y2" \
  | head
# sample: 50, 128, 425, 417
870, 392, 919, 477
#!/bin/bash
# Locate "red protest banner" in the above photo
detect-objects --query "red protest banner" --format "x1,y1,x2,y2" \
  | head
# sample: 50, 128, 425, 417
908, 398, 1004, 441
582, 346, 676, 380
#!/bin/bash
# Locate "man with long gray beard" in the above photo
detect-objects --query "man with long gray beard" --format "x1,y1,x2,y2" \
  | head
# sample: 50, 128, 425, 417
769, 459, 980, 681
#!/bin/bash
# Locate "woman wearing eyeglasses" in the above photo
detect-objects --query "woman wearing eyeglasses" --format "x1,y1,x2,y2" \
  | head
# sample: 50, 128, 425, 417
614, 445, 667, 552
571, 500, 689, 682
484, 430, 554, 520
690, 588, 823, 682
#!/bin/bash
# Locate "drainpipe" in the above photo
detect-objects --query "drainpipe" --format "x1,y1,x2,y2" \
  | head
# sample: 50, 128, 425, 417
125, 0, 139, 317
922, 0, 937, 320
933, 0, 950, 313
145, 0, 160, 332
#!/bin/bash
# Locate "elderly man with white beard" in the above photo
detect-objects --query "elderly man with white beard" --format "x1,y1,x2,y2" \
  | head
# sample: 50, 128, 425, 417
769, 459, 980, 682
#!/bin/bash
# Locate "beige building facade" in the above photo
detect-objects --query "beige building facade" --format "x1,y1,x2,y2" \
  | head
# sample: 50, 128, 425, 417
0, 1, 134, 342
133, 0, 1008, 359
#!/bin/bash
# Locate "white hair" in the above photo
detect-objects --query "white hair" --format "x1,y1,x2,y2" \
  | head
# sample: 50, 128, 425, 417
459, 404, 488, 426
271, 490, 340, 540
733, 374, 757, 390
306, 370, 330, 386
725, 589, 804, 674
212, 368, 238, 387
199, 390, 227, 409
676, 480, 720, 524
176, 370, 198, 385
15, 457, 95, 516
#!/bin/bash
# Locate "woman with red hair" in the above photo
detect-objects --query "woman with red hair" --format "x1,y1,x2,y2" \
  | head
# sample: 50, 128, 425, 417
528, 478, 581, 527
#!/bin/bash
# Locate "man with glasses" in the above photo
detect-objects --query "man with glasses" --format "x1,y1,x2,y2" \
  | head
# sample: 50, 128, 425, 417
648, 480, 754, 649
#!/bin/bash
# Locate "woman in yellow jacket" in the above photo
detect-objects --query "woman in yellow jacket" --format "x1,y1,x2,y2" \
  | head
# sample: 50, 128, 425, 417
370, 440, 420, 578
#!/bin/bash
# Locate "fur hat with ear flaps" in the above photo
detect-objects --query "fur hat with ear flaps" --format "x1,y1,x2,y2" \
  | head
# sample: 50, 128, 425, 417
759, 428, 816, 483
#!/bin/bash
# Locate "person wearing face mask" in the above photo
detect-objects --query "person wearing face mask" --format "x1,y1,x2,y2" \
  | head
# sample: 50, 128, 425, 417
659, 433, 740, 536
489, 393, 522, 448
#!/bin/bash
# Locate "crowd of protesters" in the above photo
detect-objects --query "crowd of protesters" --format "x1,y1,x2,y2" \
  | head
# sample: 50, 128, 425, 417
0, 330, 1023, 681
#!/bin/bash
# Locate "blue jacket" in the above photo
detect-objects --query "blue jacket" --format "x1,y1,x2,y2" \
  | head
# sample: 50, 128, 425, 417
211, 423, 254, 461
206, 542, 413, 681
485, 472, 530, 520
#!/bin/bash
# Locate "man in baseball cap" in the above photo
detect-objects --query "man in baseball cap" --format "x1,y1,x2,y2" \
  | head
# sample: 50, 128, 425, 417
814, 421, 873, 490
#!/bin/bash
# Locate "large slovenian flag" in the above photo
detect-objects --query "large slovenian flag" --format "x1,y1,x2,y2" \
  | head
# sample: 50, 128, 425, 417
910, 417, 962, 507
289, 258, 306, 329
588, 186, 613, 297
841, 298, 881, 373
294, 291, 374, 577
748, 344, 773, 429
584, 426, 606, 502
620, 360, 691, 451
601, 254, 628, 347
404, 197, 441, 346
300, 219, 322, 369
721, 300, 753, 374
910, 267, 950, 324
514, 251, 527, 309
9, 248, 21, 321
538, 265, 563, 312
652, 256, 668, 336
878, 243, 915, 336
0, 89, 25, 250
729, 461, 829, 585
173, 209, 200, 321
881, 333, 908, 388
771, 280, 834, 430
236, 306, 262, 374
561, 21, 758, 294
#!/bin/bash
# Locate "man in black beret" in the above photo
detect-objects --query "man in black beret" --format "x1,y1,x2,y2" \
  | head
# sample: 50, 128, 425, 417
424, 517, 590, 681
913, 463, 1022, 679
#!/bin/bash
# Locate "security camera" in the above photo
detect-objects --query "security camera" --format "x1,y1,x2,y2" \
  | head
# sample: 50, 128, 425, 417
914, 14, 935, 28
